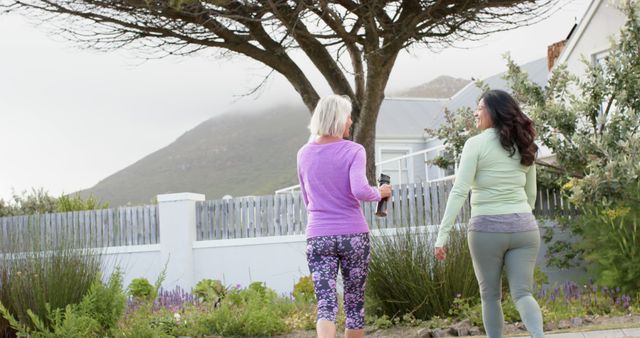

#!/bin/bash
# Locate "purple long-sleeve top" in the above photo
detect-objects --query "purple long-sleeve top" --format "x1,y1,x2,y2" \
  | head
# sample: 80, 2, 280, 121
297, 139, 381, 238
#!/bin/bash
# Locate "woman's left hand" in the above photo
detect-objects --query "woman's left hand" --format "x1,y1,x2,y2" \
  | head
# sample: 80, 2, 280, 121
434, 247, 447, 261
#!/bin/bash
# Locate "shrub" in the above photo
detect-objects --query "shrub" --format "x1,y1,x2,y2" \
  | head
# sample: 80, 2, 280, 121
0, 270, 126, 337
0, 218, 103, 334
366, 226, 478, 320
193, 279, 227, 304
201, 283, 291, 336
578, 186, 640, 292
128, 278, 155, 302
292, 275, 315, 303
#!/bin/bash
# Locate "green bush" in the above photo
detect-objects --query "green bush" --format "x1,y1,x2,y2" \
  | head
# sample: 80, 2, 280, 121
578, 184, 640, 292
448, 296, 482, 326
193, 279, 227, 304
112, 306, 173, 338
128, 278, 156, 302
0, 270, 126, 337
201, 283, 291, 336
366, 226, 478, 320
292, 275, 315, 303
79, 270, 127, 332
0, 219, 103, 334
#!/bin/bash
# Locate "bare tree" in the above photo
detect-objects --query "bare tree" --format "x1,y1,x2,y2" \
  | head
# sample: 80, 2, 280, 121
1, 0, 561, 182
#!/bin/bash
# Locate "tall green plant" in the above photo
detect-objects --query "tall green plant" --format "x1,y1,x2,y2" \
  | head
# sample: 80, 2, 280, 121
366, 227, 478, 320
0, 269, 126, 338
0, 217, 104, 334
577, 182, 640, 291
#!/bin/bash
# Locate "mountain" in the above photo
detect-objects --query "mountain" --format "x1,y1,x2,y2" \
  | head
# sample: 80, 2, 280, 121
80, 103, 310, 206
81, 75, 470, 207
390, 75, 470, 98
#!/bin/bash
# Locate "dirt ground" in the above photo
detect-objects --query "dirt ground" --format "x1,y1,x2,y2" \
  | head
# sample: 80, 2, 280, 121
275, 314, 640, 338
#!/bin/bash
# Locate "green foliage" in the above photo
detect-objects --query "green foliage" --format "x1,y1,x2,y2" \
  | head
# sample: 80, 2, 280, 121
0, 219, 103, 334
448, 296, 483, 326
292, 275, 315, 303
425, 106, 480, 169
112, 306, 174, 338
503, 3, 640, 203
128, 278, 156, 302
193, 279, 227, 304
0, 188, 57, 217
0, 188, 107, 217
0, 270, 126, 337
370, 314, 394, 329
78, 270, 127, 331
366, 227, 479, 320
199, 284, 291, 336
116, 281, 298, 337
576, 183, 640, 291
56, 193, 108, 212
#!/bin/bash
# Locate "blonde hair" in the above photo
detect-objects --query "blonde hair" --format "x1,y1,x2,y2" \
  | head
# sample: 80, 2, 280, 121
308, 95, 352, 137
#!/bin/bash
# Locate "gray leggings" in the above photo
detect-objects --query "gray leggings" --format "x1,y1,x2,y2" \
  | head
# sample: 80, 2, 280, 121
468, 230, 544, 338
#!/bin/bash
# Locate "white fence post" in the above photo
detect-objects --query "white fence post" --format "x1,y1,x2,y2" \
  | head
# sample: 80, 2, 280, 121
157, 192, 205, 291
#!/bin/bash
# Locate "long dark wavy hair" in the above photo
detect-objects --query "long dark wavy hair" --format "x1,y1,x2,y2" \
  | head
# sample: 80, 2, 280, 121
480, 89, 538, 166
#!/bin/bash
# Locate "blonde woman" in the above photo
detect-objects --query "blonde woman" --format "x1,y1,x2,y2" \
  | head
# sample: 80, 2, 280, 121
297, 95, 392, 338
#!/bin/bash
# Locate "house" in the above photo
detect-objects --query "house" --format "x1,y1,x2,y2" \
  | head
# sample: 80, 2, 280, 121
550, 0, 627, 78
375, 0, 630, 187
374, 97, 447, 185
374, 57, 549, 186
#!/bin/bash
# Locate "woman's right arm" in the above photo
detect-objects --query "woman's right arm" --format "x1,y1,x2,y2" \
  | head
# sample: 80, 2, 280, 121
524, 163, 537, 210
435, 139, 479, 248
349, 147, 382, 201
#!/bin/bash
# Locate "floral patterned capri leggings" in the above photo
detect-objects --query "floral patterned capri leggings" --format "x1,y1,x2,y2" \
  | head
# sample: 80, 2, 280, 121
306, 232, 370, 329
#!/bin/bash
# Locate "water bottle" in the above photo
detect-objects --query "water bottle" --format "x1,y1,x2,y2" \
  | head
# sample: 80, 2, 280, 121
375, 173, 391, 217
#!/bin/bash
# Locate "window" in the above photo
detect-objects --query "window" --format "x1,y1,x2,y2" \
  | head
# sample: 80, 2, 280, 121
439, 150, 456, 177
379, 149, 411, 185
424, 147, 455, 182
591, 49, 615, 125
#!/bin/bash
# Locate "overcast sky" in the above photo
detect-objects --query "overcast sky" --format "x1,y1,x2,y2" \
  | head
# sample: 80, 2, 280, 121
0, 0, 591, 201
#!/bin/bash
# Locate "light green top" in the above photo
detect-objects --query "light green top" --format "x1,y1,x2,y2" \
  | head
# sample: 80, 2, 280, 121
435, 128, 537, 247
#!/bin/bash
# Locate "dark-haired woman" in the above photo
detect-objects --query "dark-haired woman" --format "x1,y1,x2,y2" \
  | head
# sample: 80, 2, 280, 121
434, 89, 544, 338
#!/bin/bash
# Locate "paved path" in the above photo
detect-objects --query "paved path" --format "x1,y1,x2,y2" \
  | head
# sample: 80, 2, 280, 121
520, 327, 640, 338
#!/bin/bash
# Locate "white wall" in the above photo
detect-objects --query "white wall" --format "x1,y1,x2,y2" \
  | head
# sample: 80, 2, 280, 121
192, 235, 308, 294
559, 0, 626, 78
92, 193, 584, 296
102, 245, 163, 290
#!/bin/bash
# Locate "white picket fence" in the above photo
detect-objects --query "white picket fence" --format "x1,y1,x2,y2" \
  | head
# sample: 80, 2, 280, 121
0, 205, 159, 250
195, 181, 576, 241
0, 183, 576, 247
0, 186, 579, 293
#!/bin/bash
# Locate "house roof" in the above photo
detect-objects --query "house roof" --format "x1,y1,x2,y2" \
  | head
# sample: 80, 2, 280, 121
376, 57, 548, 139
446, 57, 548, 113
375, 97, 446, 139
555, 0, 602, 68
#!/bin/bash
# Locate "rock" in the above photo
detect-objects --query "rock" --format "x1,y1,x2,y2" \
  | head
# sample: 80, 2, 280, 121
415, 327, 433, 338
469, 326, 483, 335
517, 322, 527, 331
570, 317, 583, 327
432, 328, 451, 337
450, 319, 472, 336
558, 319, 572, 329
544, 321, 558, 331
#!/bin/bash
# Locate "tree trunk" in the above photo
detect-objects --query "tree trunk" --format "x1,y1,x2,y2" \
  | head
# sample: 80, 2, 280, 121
353, 51, 399, 185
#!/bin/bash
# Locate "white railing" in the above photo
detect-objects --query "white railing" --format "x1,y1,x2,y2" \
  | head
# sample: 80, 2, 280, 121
275, 144, 455, 194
